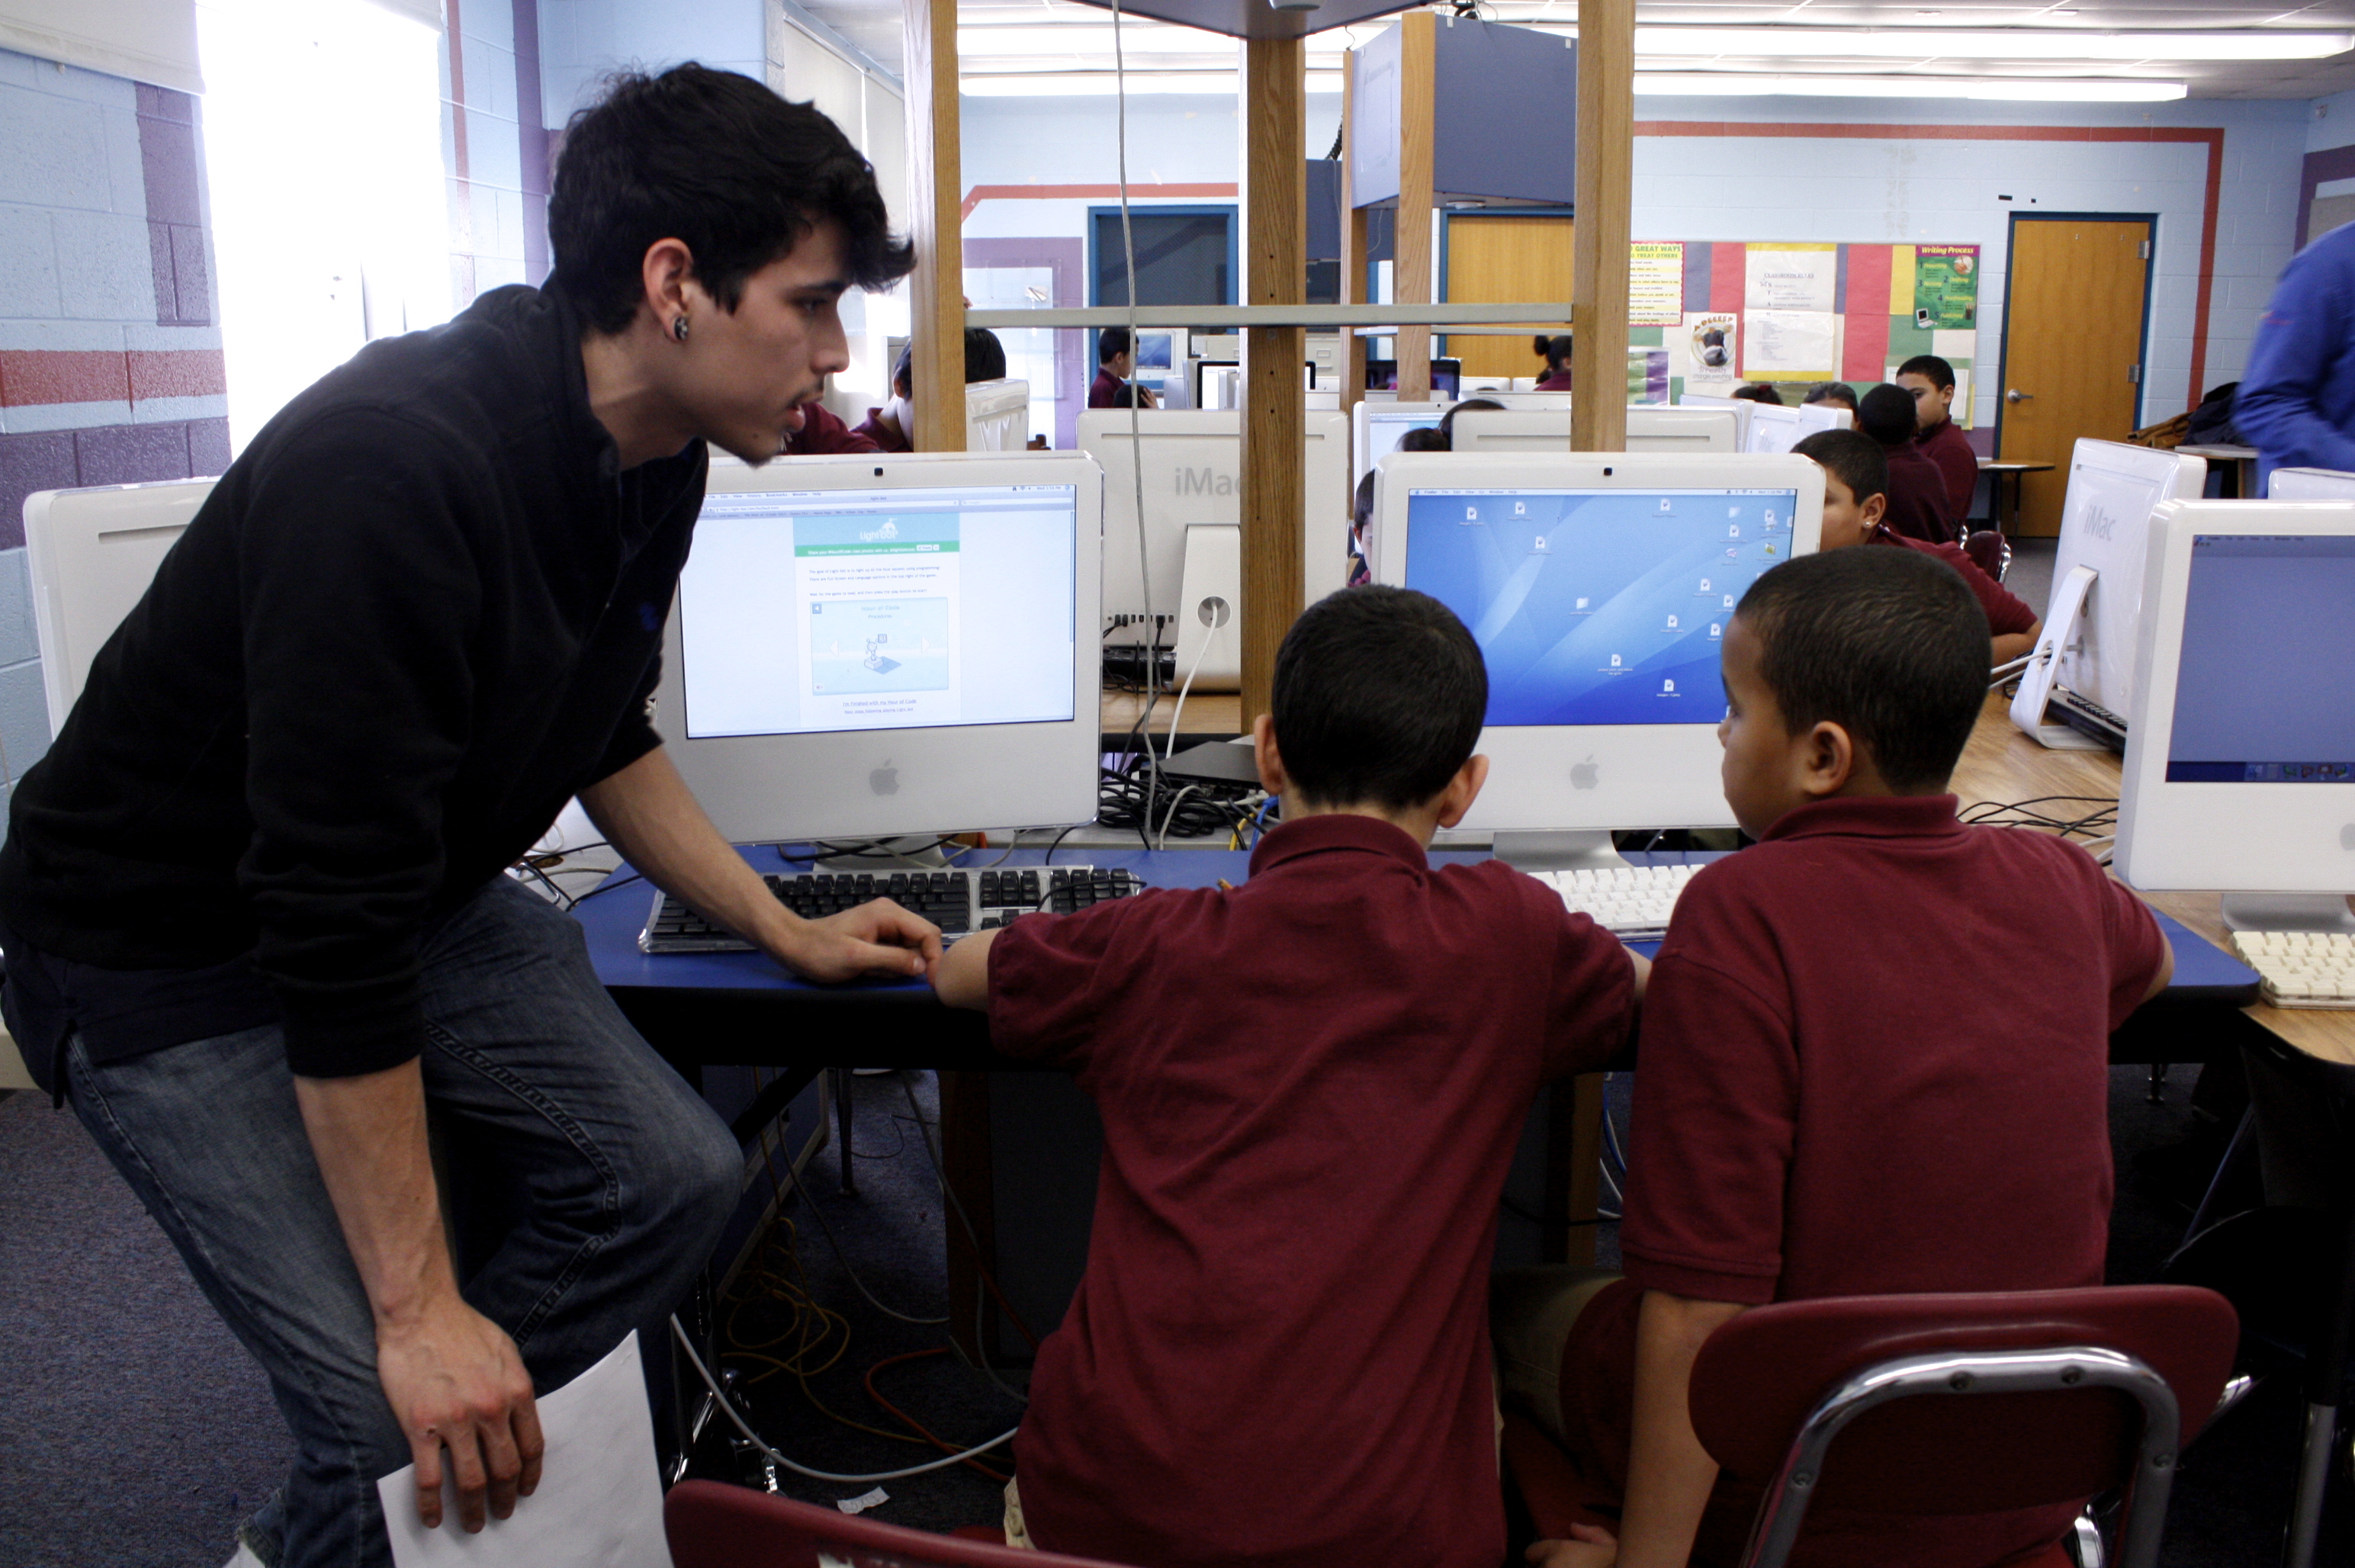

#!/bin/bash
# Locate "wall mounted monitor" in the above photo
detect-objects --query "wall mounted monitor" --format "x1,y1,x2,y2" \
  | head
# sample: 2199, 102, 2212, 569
2116, 500, 2355, 930
1447, 407, 1741, 457
24, 479, 212, 732
2268, 468, 2355, 501
655, 451, 1103, 844
1370, 451, 1824, 853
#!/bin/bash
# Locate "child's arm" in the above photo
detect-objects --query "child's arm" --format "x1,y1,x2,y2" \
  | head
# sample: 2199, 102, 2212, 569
2142, 935, 2175, 1002
1615, 1289, 1748, 1568
1992, 618, 2042, 667
1623, 946, 1652, 1003
930, 927, 1001, 1011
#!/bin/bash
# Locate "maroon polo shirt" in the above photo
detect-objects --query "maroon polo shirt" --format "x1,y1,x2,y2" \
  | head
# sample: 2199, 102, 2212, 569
1088, 366, 1126, 408
1916, 416, 1980, 522
784, 401, 880, 455
849, 407, 911, 453
1560, 794, 2164, 1568
987, 814, 1637, 1568
1869, 525, 2038, 637
1881, 439, 1959, 543
1536, 370, 1576, 391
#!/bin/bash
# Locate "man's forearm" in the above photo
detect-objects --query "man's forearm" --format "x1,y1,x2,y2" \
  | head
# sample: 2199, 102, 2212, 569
1616, 1290, 1747, 1568
293, 1059, 458, 1326
579, 745, 799, 952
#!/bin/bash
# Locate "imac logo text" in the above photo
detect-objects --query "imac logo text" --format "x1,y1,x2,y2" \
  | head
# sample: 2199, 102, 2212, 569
1174, 466, 1237, 497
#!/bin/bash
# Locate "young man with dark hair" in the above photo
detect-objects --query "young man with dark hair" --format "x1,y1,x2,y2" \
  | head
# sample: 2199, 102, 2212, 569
1507, 548, 2170, 1568
1791, 429, 2041, 664
1857, 381, 1959, 544
1089, 325, 1158, 408
1895, 353, 1978, 522
933, 586, 1645, 1568
0, 64, 934, 1568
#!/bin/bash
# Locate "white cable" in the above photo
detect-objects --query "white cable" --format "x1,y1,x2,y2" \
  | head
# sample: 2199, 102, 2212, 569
1156, 783, 1206, 852
670, 1316, 1016, 1484
1109, 0, 1165, 819
1165, 612, 1220, 753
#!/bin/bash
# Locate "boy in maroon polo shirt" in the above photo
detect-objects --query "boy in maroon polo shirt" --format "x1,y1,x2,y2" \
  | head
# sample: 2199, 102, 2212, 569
1898, 352, 1981, 522
932, 586, 1645, 1568
1858, 381, 1959, 544
1505, 548, 2171, 1568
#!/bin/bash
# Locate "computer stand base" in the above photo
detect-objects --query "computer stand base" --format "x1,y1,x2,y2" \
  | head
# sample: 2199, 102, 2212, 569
2218, 892, 2355, 934
1490, 831, 1630, 873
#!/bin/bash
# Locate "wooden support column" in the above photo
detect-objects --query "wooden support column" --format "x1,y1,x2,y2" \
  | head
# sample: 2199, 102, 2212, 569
1569, 0, 1633, 451
1239, 35, 1306, 727
1394, 10, 1437, 403
902, 0, 965, 451
1338, 53, 1367, 420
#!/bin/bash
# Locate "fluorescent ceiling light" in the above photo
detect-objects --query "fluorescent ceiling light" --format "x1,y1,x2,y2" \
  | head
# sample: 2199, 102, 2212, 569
1633, 70, 2186, 99
1628, 26, 2351, 59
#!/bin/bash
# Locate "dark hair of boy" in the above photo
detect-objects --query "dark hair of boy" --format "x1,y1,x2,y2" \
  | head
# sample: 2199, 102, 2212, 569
1856, 382, 1919, 447
1438, 397, 1505, 446
1791, 429, 1887, 509
965, 327, 1007, 382
1802, 381, 1857, 410
1397, 426, 1451, 453
549, 63, 913, 335
1732, 383, 1785, 405
1534, 334, 1573, 372
1271, 586, 1488, 811
1895, 353, 1956, 393
891, 342, 913, 398
1735, 548, 1989, 792
1099, 326, 1133, 365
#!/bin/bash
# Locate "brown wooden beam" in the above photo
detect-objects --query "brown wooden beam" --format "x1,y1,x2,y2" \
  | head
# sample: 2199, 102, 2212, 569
1393, 10, 1436, 403
1338, 53, 1367, 422
903, 0, 965, 452
1570, 0, 1633, 451
1239, 34, 1306, 728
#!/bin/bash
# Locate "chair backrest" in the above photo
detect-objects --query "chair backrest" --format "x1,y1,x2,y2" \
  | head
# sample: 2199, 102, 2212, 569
664, 1479, 1136, 1568
1964, 529, 2012, 583
1688, 1287, 2238, 1568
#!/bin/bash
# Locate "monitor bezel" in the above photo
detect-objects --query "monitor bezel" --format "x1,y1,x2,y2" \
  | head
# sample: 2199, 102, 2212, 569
2116, 498, 2355, 894
1369, 451, 1825, 834
654, 451, 1106, 846
1451, 406, 1741, 455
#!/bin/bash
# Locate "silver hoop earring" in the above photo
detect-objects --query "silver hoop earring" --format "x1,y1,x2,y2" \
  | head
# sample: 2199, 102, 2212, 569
671, 316, 689, 342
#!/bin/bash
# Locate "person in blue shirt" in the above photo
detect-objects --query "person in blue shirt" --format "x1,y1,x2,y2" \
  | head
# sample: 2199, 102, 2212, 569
2234, 220, 2355, 490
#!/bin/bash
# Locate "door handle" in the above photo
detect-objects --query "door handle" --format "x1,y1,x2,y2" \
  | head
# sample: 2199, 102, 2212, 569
2006, 388, 2033, 403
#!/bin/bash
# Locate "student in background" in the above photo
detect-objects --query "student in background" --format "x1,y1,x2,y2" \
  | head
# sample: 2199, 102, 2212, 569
1731, 383, 1783, 405
851, 329, 1010, 451
1791, 429, 2041, 665
1437, 397, 1505, 448
1503, 546, 2168, 1568
1857, 381, 1958, 543
1090, 326, 1159, 409
933, 586, 1644, 1568
1895, 354, 1978, 522
1534, 333, 1575, 391
1348, 429, 1447, 585
1801, 381, 1857, 414
786, 395, 880, 455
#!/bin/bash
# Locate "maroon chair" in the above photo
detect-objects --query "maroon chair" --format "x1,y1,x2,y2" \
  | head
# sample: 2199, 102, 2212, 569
1688, 1286, 2239, 1568
1964, 528, 2013, 583
665, 1479, 1140, 1568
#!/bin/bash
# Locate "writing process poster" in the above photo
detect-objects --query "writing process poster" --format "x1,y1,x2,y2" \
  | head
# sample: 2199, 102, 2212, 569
1681, 312, 1739, 390
1913, 246, 1979, 329
1744, 243, 1836, 314
1630, 243, 1685, 326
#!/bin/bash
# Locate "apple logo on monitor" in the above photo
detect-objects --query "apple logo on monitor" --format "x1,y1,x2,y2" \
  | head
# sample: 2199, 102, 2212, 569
1570, 756, 1598, 790
871, 760, 899, 795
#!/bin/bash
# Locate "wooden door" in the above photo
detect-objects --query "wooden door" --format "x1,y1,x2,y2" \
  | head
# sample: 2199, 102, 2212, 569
1443, 213, 1575, 381
1998, 217, 2154, 536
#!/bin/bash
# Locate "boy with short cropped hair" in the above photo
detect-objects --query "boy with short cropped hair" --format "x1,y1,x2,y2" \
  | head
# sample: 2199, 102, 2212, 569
1507, 548, 2170, 1568
1858, 382, 1959, 543
933, 586, 1647, 1568
1792, 427, 2042, 665
1897, 352, 1979, 522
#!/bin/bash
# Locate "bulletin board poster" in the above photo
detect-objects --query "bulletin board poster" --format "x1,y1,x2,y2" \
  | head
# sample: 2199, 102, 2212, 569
1630, 243, 1685, 326
1744, 243, 1837, 314
1744, 310, 1837, 381
1913, 246, 1980, 329
1682, 313, 1739, 390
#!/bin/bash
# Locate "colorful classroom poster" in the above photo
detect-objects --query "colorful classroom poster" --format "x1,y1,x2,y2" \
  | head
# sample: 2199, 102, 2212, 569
1743, 243, 1837, 314
1743, 310, 1837, 379
1681, 312, 1739, 390
1913, 246, 1980, 329
1630, 243, 1685, 326
1627, 347, 1670, 403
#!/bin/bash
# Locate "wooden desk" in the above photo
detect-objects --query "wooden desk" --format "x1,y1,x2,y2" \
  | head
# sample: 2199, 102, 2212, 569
1977, 459, 2055, 536
1951, 692, 2355, 1069
1101, 686, 1243, 737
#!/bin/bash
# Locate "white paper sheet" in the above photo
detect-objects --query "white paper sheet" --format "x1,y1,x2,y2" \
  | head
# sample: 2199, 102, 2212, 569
379, 1331, 671, 1568
1743, 311, 1837, 379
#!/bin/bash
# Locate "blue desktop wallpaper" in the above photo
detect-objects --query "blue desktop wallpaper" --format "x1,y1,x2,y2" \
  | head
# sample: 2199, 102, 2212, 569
1404, 489, 1798, 727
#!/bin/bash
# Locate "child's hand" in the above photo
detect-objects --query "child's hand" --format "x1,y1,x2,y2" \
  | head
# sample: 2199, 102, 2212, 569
1528, 1524, 1618, 1568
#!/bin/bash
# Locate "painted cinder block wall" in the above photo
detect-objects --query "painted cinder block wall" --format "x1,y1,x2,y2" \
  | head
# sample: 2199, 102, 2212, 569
0, 47, 229, 798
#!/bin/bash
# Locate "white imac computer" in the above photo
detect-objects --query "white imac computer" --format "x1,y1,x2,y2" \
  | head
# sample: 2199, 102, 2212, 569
654, 451, 1104, 843
1674, 392, 1753, 448
1449, 406, 1742, 457
1450, 391, 1576, 412
1354, 400, 1449, 484
2268, 468, 2355, 501
963, 378, 1031, 451
2009, 438, 2207, 752
2116, 499, 2355, 933
1081, 409, 1351, 689
1744, 401, 1852, 454
1370, 451, 1824, 863
24, 478, 212, 731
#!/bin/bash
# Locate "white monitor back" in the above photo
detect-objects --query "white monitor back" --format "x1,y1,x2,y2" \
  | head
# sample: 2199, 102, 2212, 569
24, 480, 211, 732
1745, 401, 1852, 453
2268, 467, 2355, 501
2042, 438, 2208, 721
1082, 409, 1353, 633
655, 451, 1104, 843
2115, 500, 2355, 901
1353, 400, 1449, 485
1450, 391, 1575, 411
963, 379, 1030, 452
1674, 392, 1753, 448
1451, 407, 1740, 456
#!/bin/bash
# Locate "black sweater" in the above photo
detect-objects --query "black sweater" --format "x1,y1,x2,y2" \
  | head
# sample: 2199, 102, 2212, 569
0, 285, 707, 1078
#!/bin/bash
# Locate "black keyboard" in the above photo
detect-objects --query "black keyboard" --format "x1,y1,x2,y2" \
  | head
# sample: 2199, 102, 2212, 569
639, 866, 1142, 953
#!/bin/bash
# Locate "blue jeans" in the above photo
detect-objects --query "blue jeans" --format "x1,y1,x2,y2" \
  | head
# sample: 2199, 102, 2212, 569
59, 875, 740, 1568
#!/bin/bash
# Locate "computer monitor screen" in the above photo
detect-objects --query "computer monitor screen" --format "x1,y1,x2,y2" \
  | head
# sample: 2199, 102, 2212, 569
2116, 500, 2355, 906
1365, 358, 1462, 398
1353, 401, 1448, 484
654, 452, 1104, 843
1371, 452, 1825, 836
2267, 467, 2355, 501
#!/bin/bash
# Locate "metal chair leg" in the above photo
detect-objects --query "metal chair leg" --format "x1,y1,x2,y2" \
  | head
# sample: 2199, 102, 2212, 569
834, 1067, 856, 1196
2282, 1201, 2355, 1568
2148, 1064, 2170, 1105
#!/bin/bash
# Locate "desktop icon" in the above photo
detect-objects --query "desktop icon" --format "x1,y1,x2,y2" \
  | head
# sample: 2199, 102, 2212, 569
1658, 499, 1673, 513
1515, 501, 1527, 516
1723, 593, 1736, 608
1466, 505, 1478, 522
1575, 596, 1591, 610
1698, 577, 1711, 593
1534, 535, 1550, 553
1728, 524, 1741, 538
1709, 622, 1722, 639
1763, 542, 1778, 557
1609, 654, 1622, 668
1666, 614, 1679, 630
1663, 678, 1676, 693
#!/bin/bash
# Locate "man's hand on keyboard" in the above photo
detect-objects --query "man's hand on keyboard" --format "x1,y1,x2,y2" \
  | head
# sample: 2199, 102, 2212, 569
773, 900, 943, 982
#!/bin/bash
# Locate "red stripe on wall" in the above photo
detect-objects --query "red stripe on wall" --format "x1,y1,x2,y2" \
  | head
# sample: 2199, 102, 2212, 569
0, 351, 131, 407
1843, 243, 1892, 381
129, 349, 229, 402
1711, 242, 1745, 339
961, 182, 1240, 222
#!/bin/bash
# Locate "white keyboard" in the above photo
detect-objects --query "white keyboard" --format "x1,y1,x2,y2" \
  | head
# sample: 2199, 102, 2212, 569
1534, 863, 1701, 940
2228, 930, 2355, 1010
